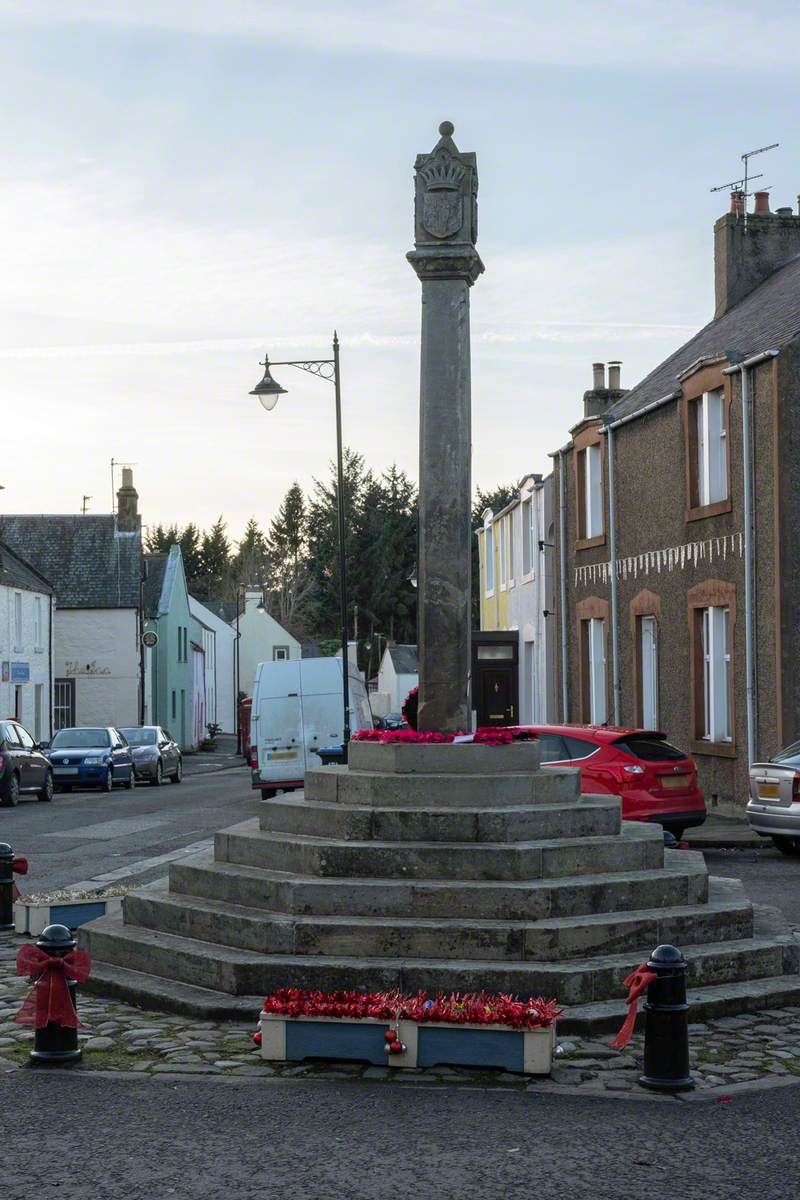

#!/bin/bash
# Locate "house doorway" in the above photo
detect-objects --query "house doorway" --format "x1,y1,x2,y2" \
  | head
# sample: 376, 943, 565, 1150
472, 633, 519, 727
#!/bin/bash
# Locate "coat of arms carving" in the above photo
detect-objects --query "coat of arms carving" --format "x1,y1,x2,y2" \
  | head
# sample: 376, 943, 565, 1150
420, 152, 466, 240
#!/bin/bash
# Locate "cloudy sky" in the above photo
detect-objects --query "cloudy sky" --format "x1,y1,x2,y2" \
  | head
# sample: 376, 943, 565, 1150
2, 1, 798, 540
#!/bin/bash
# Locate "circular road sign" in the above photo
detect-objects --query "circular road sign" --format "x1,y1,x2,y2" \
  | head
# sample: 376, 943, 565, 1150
142, 631, 158, 648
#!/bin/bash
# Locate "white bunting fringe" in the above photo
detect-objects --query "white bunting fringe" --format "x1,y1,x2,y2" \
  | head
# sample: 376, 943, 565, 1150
574, 531, 744, 590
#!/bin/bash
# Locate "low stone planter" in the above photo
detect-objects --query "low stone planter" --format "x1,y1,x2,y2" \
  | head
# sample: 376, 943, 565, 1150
15, 895, 124, 936
259, 1013, 555, 1074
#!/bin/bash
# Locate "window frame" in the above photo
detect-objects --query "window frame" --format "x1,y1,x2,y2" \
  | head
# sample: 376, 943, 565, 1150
499, 517, 507, 591
573, 426, 606, 550
484, 517, 495, 597
576, 597, 609, 724
688, 580, 736, 756
682, 366, 732, 523
53, 678, 76, 731
13, 591, 23, 650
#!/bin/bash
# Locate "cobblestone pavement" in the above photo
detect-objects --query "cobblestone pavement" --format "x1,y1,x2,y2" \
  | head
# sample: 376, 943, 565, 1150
2, 934, 799, 1096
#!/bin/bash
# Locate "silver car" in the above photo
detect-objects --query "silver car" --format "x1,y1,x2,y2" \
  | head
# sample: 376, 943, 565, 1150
747, 740, 800, 855
120, 726, 182, 787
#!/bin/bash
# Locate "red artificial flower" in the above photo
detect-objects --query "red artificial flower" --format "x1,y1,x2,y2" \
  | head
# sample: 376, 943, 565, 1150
260, 988, 561, 1030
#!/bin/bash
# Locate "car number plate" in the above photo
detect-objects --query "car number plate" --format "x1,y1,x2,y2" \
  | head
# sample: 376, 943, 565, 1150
661, 775, 689, 790
54, 766, 79, 775
758, 782, 780, 799
267, 751, 296, 761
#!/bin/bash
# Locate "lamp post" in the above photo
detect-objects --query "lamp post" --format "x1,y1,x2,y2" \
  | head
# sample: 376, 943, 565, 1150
249, 333, 351, 746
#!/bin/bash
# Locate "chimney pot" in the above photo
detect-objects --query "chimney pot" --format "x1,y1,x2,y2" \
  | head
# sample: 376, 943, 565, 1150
608, 361, 621, 390
754, 191, 771, 215
116, 467, 139, 532
730, 190, 745, 215
776, 206, 793, 217
592, 362, 605, 390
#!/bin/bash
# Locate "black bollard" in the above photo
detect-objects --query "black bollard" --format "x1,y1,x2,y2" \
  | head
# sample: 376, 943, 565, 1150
639, 944, 695, 1091
0, 844, 14, 930
29, 925, 82, 1065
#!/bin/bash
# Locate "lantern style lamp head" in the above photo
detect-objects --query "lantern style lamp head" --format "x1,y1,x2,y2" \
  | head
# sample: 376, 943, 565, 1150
250, 355, 287, 412
256, 597, 266, 612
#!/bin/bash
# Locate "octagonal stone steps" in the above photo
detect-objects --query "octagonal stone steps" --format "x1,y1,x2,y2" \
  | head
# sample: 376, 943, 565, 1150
168, 850, 709, 921
122, 879, 754, 962
303, 765, 580, 809
258, 794, 621, 843
215, 818, 664, 882
81, 908, 796, 1009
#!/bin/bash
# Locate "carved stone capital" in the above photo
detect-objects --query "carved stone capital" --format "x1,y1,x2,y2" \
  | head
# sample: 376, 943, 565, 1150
406, 247, 485, 284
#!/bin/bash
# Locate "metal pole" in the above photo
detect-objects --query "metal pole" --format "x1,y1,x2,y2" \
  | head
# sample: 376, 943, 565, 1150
606, 424, 621, 724
741, 367, 756, 765
333, 333, 351, 745
235, 588, 241, 755
558, 451, 569, 720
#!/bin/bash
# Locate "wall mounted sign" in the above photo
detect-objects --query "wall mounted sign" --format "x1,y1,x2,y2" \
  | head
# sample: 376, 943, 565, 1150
142, 631, 158, 648
10, 662, 30, 683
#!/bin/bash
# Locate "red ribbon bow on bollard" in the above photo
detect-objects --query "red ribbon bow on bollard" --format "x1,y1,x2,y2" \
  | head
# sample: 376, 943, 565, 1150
610, 962, 658, 1050
13, 944, 92, 1029
10, 857, 28, 904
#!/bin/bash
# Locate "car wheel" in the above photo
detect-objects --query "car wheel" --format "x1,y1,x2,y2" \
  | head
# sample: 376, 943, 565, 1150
772, 835, 800, 856
669, 826, 685, 841
150, 760, 163, 787
100, 767, 113, 793
170, 758, 182, 784
37, 770, 54, 803
125, 768, 136, 790
0, 773, 20, 807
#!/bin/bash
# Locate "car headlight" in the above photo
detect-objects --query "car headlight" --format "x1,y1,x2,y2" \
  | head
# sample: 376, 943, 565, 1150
84, 756, 106, 765
623, 765, 645, 775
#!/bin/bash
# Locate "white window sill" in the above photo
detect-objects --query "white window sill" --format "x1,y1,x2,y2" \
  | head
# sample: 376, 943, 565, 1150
485, 590, 495, 599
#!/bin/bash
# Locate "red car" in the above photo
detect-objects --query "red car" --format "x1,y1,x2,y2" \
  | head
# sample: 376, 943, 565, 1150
514, 724, 706, 838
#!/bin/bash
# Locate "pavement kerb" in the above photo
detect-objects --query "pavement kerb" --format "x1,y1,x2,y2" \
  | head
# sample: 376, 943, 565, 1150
6, 1062, 800, 1103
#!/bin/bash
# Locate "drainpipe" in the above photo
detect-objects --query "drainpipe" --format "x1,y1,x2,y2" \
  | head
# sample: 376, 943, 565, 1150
723, 347, 779, 766
558, 450, 569, 720
605, 424, 621, 724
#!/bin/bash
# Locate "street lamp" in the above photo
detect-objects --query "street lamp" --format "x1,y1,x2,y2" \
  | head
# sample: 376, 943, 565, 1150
249, 332, 351, 746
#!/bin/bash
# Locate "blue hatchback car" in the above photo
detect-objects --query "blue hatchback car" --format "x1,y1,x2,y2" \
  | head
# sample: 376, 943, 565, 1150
47, 727, 135, 792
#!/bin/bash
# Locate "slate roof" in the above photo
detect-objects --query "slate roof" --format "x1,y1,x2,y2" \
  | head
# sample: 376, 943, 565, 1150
388, 644, 418, 674
0, 540, 53, 595
205, 598, 238, 626
0, 515, 142, 609
607, 253, 800, 423
143, 554, 168, 618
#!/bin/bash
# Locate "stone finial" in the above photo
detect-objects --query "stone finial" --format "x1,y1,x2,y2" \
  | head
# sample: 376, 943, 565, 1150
408, 121, 484, 283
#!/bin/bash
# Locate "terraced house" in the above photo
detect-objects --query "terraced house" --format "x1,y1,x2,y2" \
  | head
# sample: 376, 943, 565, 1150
551, 190, 800, 812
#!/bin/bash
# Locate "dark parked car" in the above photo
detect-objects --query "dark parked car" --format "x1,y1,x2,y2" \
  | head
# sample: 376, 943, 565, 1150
0, 718, 53, 806
120, 726, 182, 786
47, 727, 135, 792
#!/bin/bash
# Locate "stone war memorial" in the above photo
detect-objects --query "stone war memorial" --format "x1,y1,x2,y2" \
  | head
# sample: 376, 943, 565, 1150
81, 123, 800, 1042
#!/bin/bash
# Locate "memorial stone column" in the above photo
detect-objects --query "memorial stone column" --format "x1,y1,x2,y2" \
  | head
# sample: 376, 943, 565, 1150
407, 121, 484, 733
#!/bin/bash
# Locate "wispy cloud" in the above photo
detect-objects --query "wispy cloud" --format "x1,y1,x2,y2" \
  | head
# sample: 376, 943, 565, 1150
2, 0, 798, 68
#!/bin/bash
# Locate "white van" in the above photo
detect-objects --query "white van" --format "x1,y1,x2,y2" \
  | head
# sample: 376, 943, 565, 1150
250, 657, 372, 796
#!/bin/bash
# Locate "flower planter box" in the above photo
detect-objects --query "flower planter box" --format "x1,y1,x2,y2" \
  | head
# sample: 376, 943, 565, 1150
259, 1013, 554, 1075
14, 896, 123, 937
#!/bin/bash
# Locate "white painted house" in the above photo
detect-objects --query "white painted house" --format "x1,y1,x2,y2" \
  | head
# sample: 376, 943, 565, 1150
236, 588, 300, 698
377, 644, 418, 714
189, 595, 237, 734
1, 471, 144, 731
0, 541, 54, 741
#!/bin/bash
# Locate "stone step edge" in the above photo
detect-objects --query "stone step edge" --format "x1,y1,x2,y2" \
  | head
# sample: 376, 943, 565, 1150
218, 820, 662, 853
80, 958, 800, 1035
170, 849, 708, 903
81, 913, 790, 975
127, 881, 752, 936
560, 975, 800, 1035
263, 795, 618, 816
